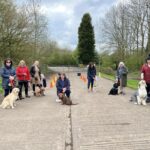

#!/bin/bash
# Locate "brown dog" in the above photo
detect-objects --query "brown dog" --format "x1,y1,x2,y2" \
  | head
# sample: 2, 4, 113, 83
58, 93, 77, 105
35, 85, 45, 96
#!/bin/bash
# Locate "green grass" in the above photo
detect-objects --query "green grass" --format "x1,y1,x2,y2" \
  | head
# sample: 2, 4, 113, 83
100, 73, 138, 89
0, 78, 3, 94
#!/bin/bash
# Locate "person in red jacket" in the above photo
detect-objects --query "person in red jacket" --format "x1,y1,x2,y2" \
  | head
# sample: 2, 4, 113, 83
16, 60, 30, 100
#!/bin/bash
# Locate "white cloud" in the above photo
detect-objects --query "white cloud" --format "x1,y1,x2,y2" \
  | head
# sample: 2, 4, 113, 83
16, 0, 117, 50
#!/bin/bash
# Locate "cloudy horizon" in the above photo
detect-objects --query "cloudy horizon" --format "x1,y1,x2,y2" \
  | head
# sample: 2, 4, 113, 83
16, 0, 123, 51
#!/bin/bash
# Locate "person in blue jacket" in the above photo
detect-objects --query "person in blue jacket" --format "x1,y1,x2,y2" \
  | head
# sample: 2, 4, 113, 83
87, 62, 96, 92
1, 58, 16, 97
56, 73, 71, 98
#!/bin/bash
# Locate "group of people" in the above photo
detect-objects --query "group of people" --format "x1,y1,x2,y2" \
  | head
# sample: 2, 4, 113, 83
1, 58, 46, 99
1, 54, 150, 103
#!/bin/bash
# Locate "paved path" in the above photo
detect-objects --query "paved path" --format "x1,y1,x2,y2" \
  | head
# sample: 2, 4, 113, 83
0, 73, 150, 150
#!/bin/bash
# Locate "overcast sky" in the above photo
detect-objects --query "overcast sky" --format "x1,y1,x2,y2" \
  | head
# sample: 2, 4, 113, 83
16, 0, 123, 50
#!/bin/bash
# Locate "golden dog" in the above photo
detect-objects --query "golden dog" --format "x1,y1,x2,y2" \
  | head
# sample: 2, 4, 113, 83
0, 88, 19, 109
35, 85, 45, 96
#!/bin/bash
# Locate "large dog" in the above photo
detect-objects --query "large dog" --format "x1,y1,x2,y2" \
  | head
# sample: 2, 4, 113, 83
58, 93, 77, 105
130, 80, 147, 105
0, 88, 19, 109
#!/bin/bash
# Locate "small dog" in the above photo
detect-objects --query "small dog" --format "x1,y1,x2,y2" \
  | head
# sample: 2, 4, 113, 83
35, 84, 45, 96
0, 88, 19, 109
58, 93, 77, 105
108, 83, 119, 95
130, 80, 147, 105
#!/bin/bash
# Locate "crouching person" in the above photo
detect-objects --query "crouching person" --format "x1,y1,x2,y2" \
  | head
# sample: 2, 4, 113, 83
56, 73, 71, 99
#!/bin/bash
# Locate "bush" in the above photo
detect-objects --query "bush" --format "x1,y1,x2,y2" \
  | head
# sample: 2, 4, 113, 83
100, 67, 115, 75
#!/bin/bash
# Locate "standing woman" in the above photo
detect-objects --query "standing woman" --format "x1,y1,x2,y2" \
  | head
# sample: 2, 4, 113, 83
1, 58, 16, 97
116, 62, 128, 95
30, 61, 41, 96
16, 60, 30, 100
87, 62, 96, 92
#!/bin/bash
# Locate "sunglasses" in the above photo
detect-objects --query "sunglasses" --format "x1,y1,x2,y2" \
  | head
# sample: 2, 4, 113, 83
6, 62, 11, 63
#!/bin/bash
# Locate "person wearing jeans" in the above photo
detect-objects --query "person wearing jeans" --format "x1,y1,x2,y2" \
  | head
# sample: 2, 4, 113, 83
87, 62, 96, 92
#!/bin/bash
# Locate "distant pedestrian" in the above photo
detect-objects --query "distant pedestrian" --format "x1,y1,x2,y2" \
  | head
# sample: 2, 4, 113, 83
141, 54, 150, 98
1, 58, 16, 97
116, 62, 128, 95
16, 60, 30, 100
87, 62, 96, 92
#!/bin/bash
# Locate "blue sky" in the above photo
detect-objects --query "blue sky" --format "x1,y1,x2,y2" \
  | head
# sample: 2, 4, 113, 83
15, 0, 123, 50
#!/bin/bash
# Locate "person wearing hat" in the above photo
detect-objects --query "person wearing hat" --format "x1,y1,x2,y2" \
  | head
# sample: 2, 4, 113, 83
141, 54, 150, 98
116, 62, 128, 95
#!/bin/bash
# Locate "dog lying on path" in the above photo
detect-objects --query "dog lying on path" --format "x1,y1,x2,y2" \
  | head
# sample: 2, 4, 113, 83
58, 93, 77, 105
0, 88, 19, 109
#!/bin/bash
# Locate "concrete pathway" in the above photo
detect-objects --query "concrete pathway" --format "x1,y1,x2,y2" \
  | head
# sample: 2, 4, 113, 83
0, 73, 150, 150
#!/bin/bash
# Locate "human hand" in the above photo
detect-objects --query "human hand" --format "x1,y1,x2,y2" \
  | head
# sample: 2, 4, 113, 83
63, 88, 66, 92
9, 76, 14, 80
23, 73, 27, 76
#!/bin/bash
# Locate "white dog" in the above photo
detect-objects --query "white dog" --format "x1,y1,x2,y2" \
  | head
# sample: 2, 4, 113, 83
0, 88, 19, 109
137, 80, 147, 105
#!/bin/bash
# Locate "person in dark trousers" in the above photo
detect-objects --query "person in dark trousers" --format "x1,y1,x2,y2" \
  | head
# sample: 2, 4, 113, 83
141, 54, 150, 100
30, 61, 41, 96
56, 73, 71, 98
87, 62, 96, 92
116, 62, 128, 95
1, 58, 16, 97
16, 60, 30, 100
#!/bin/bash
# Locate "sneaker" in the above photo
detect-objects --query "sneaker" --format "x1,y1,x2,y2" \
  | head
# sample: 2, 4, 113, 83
56, 99, 61, 103
19, 96, 24, 100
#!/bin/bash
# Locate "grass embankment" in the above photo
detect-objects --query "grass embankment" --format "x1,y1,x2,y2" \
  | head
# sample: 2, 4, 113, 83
100, 73, 139, 90
0, 78, 3, 94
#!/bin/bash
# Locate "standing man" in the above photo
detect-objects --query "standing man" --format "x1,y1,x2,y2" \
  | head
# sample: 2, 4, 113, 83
141, 54, 150, 98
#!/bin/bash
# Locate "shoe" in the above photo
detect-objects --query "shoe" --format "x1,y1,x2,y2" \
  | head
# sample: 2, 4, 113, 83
119, 91, 123, 94
26, 95, 30, 98
19, 96, 24, 100
56, 99, 61, 103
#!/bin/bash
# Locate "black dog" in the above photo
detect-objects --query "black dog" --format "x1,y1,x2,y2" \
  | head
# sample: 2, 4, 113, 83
108, 83, 119, 95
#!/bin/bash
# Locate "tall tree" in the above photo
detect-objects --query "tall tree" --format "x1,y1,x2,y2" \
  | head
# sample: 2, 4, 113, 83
78, 13, 96, 64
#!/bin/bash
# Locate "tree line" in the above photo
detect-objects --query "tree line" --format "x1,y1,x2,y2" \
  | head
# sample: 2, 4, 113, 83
0, 0, 77, 68
99, 0, 150, 72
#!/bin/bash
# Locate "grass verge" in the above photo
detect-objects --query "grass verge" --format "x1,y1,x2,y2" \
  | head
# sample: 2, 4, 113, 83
100, 73, 138, 90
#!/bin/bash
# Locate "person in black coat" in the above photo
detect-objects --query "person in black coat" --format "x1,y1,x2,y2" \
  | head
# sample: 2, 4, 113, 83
87, 62, 96, 92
